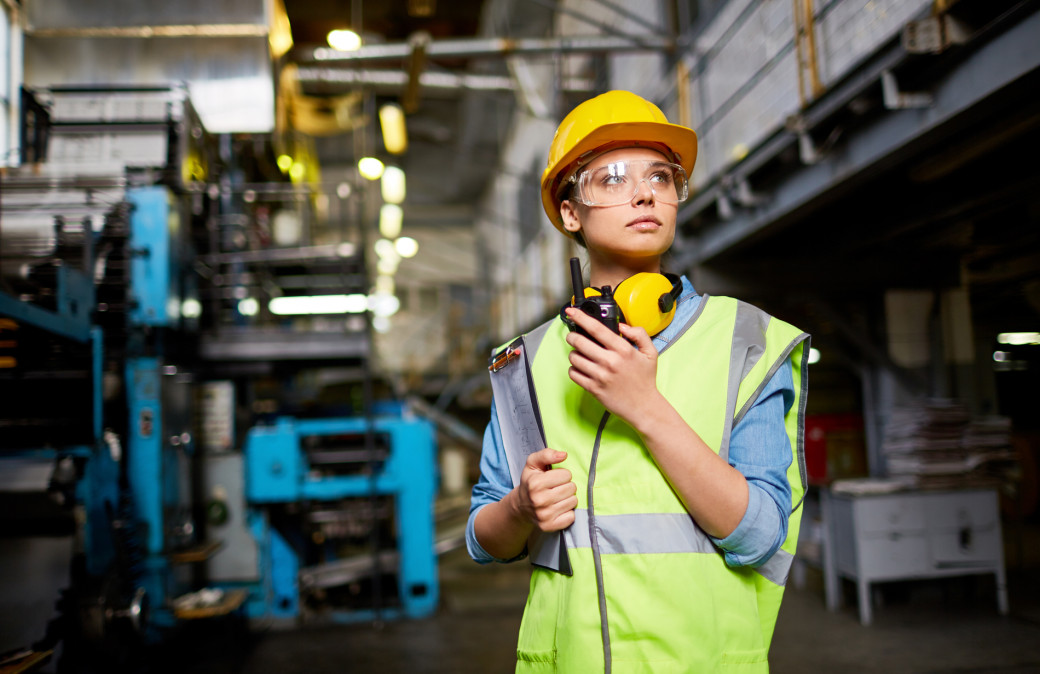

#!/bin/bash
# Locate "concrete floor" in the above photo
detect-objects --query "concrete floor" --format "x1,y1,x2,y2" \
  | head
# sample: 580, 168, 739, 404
145, 521, 1040, 674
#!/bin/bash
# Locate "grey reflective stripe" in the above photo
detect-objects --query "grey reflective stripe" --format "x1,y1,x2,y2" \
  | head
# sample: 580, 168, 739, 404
721, 300, 770, 462
524, 319, 552, 360
792, 334, 811, 512
659, 291, 708, 355
755, 547, 794, 586
564, 509, 717, 554
732, 330, 811, 513
562, 508, 791, 586
587, 412, 613, 674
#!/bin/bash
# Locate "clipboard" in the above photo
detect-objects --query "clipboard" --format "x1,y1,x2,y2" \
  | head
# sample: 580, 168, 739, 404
488, 337, 571, 575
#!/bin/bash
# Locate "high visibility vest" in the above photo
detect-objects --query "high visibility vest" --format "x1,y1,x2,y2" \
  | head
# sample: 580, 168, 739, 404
509, 295, 810, 674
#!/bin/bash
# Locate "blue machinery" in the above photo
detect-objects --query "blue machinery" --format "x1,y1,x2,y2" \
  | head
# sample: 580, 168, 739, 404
0, 87, 441, 667
244, 414, 439, 622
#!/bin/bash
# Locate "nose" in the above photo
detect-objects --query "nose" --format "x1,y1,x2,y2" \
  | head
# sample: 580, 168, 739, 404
631, 178, 657, 205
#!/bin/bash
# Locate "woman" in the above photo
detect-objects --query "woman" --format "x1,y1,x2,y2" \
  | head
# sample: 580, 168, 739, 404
467, 90, 810, 673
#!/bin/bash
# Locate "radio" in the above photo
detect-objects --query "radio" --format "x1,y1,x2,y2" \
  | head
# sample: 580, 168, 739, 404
561, 257, 621, 341
560, 257, 683, 339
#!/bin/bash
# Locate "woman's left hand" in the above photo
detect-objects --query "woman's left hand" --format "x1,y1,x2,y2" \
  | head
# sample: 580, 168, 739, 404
564, 307, 663, 426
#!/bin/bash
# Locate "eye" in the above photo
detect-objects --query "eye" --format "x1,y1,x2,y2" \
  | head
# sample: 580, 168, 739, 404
647, 166, 675, 185
596, 167, 628, 187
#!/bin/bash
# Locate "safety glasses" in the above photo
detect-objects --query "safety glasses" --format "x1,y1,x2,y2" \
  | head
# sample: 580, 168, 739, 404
569, 159, 689, 207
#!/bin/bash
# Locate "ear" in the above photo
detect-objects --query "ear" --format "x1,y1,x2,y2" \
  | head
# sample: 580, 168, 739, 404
560, 200, 582, 236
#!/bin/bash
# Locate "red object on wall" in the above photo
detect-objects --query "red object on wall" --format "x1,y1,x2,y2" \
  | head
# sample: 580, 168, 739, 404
805, 413, 866, 484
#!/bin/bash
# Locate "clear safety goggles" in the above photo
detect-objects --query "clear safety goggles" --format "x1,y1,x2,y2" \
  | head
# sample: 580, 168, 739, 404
569, 159, 689, 207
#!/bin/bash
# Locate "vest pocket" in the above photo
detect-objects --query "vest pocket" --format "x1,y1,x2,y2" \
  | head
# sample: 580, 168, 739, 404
516, 569, 561, 667
516, 649, 557, 664
720, 647, 770, 670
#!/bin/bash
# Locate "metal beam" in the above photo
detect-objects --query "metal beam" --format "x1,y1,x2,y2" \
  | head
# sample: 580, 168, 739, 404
676, 7, 1040, 268
296, 66, 594, 93
0, 290, 92, 342
198, 329, 369, 361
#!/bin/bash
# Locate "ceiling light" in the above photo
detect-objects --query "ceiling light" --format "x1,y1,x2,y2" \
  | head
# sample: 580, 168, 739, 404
269, 294, 368, 315
379, 204, 403, 239
272, 209, 302, 246
379, 103, 408, 155
374, 274, 395, 294
374, 238, 397, 260
381, 166, 406, 204
395, 236, 419, 258
368, 292, 401, 318
327, 29, 361, 51
358, 156, 385, 180
238, 298, 259, 316
997, 332, 1040, 345
181, 298, 202, 319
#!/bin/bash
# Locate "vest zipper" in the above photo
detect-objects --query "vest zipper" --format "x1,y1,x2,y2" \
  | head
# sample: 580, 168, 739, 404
588, 411, 612, 674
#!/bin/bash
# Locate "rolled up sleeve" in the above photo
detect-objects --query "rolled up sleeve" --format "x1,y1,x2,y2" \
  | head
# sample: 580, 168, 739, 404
466, 399, 527, 564
709, 359, 795, 568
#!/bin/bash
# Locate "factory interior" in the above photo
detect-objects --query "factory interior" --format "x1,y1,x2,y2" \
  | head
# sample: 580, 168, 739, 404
2, 0, 1040, 672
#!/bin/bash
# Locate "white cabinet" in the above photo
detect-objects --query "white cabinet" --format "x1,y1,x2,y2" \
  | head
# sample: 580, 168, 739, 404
822, 488, 1009, 625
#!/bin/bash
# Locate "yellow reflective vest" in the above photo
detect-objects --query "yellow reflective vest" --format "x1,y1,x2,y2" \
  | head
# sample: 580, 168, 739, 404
510, 295, 809, 674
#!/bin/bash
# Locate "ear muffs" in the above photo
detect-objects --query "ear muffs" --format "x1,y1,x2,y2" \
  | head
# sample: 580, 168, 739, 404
613, 272, 682, 336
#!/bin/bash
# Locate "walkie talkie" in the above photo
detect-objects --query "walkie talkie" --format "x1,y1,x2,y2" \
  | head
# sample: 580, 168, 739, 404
561, 257, 621, 340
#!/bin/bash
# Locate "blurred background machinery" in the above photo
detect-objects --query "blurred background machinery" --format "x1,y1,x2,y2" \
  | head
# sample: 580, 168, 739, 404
0, 78, 446, 670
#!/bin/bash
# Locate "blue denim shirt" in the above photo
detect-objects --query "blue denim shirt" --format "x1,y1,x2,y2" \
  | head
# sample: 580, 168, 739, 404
466, 276, 795, 568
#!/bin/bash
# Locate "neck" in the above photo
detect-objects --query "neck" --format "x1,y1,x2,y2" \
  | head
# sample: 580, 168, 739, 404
587, 253, 662, 290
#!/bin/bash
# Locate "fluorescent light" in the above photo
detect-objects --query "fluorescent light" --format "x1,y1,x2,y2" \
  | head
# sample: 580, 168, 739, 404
381, 166, 406, 204
368, 292, 400, 318
395, 236, 419, 258
358, 157, 385, 181
327, 29, 361, 51
997, 332, 1040, 345
181, 298, 202, 319
379, 204, 403, 239
238, 298, 259, 316
269, 294, 368, 315
379, 103, 408, 155
374, 274, 395, 294
374, 238, 398, 260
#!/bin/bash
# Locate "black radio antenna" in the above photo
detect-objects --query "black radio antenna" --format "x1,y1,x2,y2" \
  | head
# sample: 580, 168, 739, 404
569, 257, 584, 307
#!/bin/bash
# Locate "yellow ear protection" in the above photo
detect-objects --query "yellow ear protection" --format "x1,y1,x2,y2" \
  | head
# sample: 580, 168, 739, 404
612, 272, 682, 336
563, 258, 682, 337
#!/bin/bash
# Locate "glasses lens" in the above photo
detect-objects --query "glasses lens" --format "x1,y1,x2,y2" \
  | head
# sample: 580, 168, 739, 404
577, 160, 688, 206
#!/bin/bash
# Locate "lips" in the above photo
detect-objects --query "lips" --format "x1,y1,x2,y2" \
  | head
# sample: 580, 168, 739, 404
626, 216, 662, 230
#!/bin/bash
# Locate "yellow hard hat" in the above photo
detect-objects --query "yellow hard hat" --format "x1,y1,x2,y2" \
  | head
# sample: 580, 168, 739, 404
540, 90, 698, 233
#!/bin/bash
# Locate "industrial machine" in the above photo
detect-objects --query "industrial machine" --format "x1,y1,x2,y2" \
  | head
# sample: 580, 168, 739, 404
240, 410, 439, 622
0, 85, 440, 670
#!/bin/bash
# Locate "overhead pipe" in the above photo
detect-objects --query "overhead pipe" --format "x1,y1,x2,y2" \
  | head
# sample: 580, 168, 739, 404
309, 34, 674, 64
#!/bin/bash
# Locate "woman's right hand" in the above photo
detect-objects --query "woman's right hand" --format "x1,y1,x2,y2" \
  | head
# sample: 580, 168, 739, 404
515, 448, 578, 532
